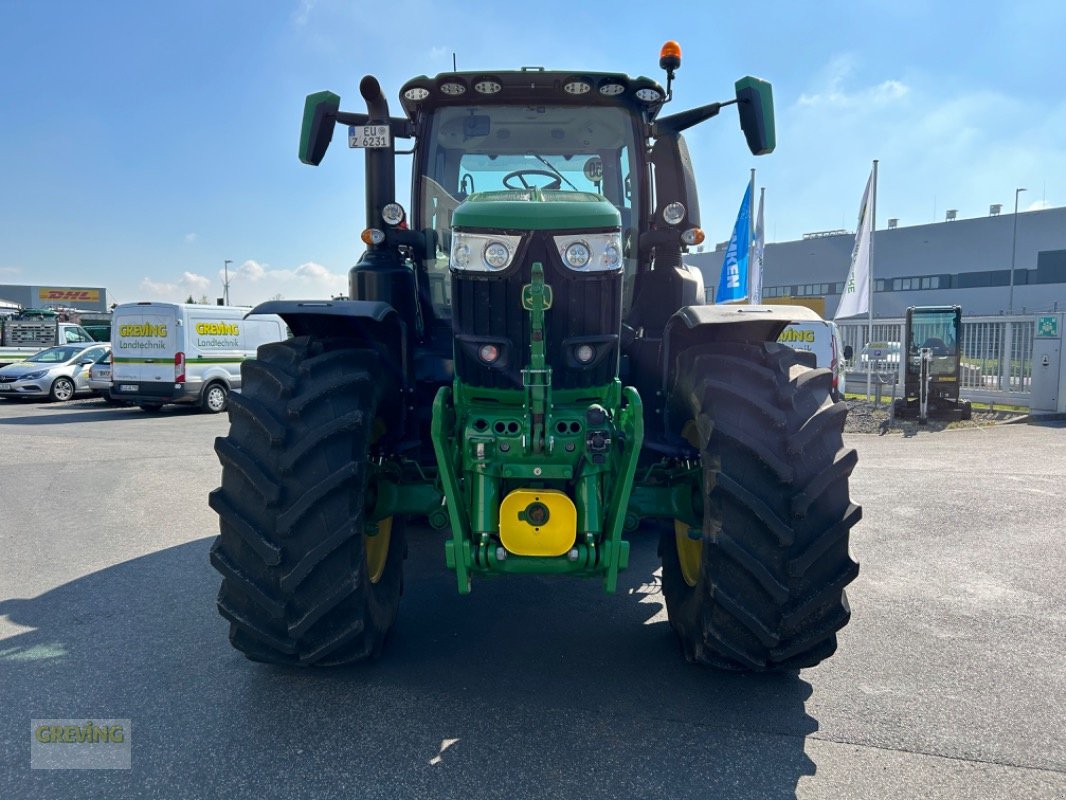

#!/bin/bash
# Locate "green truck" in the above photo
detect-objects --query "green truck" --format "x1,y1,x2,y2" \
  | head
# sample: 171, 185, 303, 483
210, 43, 861, 671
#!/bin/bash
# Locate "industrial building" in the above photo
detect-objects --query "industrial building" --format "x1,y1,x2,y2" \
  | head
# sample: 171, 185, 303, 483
0, 284, 110, 314
686, 205, 1066, 318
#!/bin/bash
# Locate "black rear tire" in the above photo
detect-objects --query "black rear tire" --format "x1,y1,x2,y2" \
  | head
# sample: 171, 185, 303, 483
661, 341, 861, 671
209, 336, 404, 666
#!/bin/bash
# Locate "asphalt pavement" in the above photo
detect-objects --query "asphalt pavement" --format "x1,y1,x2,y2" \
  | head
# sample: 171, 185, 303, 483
1, 396, 1063, 799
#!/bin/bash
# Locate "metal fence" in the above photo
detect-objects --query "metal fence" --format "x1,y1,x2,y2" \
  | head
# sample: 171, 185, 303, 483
837, 314, 1035, 408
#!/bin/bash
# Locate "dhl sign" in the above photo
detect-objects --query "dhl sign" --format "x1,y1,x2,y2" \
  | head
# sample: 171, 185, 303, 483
37, 288, 101, 303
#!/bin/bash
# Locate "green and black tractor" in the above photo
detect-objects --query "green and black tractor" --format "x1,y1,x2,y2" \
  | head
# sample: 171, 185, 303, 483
209, 43, 861, 671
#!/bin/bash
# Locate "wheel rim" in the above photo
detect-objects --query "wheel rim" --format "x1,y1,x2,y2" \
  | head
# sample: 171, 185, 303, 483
364, 516, 392, 584
53, 379, 74, 401
207, 385, 226, 411
675, 519, 702, 588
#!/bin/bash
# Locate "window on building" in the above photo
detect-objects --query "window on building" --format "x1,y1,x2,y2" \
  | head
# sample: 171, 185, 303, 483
875, 279, 885, 292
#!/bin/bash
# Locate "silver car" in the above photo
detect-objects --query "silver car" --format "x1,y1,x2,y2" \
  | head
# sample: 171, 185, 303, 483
88, 350, 114, 399
0, 343, 111, 402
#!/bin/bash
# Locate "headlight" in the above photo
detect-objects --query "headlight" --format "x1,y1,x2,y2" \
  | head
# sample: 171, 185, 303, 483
484, 242, 511, 269
381, 203, 405, 226
553, 232, 624, 272
564, 242, 591, 269
450, 232, 522, 272
662, 202, 686, 226
22, 370, 48, 380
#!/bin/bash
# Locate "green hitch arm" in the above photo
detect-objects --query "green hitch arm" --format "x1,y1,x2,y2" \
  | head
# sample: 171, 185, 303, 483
431, 386, 472, 594
522, 263, 553, 455
602, 386, 644, 593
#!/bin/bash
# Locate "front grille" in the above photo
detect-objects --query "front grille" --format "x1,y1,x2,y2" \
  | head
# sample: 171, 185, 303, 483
451, 232, 622, 390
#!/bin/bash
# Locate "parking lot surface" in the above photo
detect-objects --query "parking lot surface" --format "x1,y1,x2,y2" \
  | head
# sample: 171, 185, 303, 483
1, 397, 1064, 798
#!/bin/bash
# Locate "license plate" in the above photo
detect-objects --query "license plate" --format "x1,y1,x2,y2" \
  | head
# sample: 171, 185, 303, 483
348, 125, 390, 149
118, 384, 137, 392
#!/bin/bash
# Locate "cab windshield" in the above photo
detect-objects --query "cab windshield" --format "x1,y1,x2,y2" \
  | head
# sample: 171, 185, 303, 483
416, 104, 642, 317
907, 310, 959, 377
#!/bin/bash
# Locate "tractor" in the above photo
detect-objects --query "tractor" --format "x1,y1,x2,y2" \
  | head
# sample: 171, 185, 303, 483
209, 42, 861, 671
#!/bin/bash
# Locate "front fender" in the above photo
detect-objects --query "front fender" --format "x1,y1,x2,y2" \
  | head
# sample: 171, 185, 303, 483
249, 299, 408, 387
661, 303, 825, 396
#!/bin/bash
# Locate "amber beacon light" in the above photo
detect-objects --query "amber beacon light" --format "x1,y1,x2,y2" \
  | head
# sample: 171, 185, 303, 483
659, 41, 682, 72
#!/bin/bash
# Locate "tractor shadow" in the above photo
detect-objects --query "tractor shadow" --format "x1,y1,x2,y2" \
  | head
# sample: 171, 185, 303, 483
0, 533, 818, 799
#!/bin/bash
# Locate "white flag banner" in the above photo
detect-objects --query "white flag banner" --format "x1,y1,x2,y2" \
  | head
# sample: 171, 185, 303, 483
835, 170, 874, 319
751, 191, 765, 304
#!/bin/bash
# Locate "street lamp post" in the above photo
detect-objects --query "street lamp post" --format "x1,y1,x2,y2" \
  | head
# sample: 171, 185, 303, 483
223, 260, 232, 306
1009, 188, 1025, 315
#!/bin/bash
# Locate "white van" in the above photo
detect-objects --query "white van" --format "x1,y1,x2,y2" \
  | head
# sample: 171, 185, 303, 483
777, 320, 847, 401
109, 303, 286, 413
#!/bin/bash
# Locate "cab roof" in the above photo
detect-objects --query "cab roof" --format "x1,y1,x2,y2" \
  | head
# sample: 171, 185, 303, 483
398, 70, 668, 121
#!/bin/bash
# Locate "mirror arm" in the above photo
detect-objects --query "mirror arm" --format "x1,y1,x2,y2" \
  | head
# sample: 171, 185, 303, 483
653, 99, 733, 136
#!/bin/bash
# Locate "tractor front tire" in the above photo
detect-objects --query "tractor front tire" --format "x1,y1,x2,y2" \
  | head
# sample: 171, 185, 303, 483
662, 341, 861, 671
209, 337, 404, 666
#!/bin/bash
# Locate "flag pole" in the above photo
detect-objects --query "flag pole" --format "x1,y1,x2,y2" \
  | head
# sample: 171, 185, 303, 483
757, 186, 765, 303
867, 159, 878, 399
748, 168, 756, 304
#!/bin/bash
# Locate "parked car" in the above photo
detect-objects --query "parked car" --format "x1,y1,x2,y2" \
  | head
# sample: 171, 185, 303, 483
859, 341, 901, 372
0, 343, 110, 402
88, 350, 122, 403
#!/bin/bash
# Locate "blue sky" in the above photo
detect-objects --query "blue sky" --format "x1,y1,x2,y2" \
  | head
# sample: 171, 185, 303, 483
2, 0, 1063, 306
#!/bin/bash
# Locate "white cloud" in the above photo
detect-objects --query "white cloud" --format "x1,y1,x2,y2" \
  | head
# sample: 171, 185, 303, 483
139, 272, 213, 302
294, 262, 331, 280
292, 0, 315, 26
795, 54, 910, 109
797, 78, 909, 109
184, 233, 198, 244
138, 260, 346, 305
1026, 199, 1052, 211
234, 260, 266, 282
429, 46, 449, 60
0, 266, 22, 275
180, 271, 210, 292
216, 260, 348, 304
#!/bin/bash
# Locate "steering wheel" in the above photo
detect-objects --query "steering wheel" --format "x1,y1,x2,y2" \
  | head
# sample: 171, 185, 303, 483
503, 169, 562, 191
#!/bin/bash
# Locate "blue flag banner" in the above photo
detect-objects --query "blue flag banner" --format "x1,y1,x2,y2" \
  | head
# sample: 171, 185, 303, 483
715, 180, 753, 304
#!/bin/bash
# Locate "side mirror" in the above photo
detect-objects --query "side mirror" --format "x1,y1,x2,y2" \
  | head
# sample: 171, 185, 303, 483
735, 76, 776, 156
299, 90, 341, 166
843, 344, 854, 361
77, 358, 94, 366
